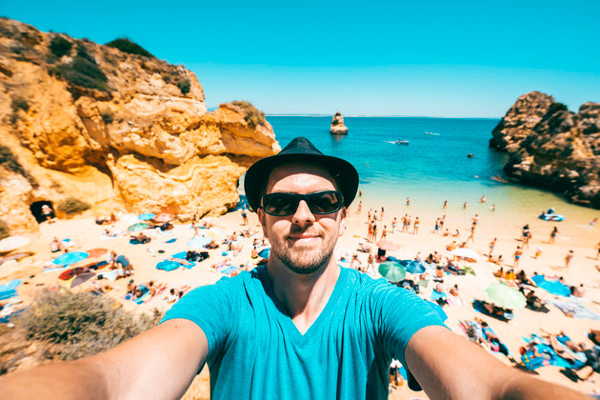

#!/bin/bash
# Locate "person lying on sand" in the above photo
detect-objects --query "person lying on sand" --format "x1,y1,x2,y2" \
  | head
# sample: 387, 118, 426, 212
168, 256, 193, 266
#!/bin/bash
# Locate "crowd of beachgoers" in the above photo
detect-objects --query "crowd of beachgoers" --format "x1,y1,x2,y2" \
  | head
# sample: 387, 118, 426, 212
1, 190, 600, 398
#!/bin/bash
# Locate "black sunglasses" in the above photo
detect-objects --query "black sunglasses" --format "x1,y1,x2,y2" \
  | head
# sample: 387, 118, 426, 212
261, 191, 344, 216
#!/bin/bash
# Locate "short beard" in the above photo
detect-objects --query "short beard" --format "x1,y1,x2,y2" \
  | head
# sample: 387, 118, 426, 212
271, 228, 337, 275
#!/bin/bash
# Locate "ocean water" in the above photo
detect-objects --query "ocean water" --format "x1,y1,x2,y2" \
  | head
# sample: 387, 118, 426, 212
263, 116, 599, 226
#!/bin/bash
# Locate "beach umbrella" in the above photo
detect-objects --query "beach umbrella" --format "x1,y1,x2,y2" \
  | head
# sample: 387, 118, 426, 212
153, 213, 175, 223
186, 236, 211, 248
69, 249, 108, 270
0, 251, 34, 266
71, 272, 96, 289
128, 222, 151, 232
485, 283, 526, 309
52, 251, 89, 266
0, 236, 31, 253
531, 275, 571, 297
450, 248, 480, 261
376, 240, 400, 251
138, 212, 156, 220
258, 248, 271, 259
401, 260, 427, 274
378, 261, 406, 282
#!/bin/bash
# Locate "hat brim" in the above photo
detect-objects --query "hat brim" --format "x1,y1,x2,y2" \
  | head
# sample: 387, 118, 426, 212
244, 153, 359, 212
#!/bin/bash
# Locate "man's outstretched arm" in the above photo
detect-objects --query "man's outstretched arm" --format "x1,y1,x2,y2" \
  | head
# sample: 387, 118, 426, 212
405, 325, 588, 400
0, 319, 208, 400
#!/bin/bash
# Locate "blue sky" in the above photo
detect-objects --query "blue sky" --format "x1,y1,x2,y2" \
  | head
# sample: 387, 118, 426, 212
4, 0, 599, 117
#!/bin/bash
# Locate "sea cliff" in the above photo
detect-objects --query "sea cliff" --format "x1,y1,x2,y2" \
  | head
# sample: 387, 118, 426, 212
0, 18, 279, 234
490, 91, 600, 208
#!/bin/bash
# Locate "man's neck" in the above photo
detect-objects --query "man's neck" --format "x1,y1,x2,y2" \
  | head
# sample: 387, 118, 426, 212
266, 258, 340, 334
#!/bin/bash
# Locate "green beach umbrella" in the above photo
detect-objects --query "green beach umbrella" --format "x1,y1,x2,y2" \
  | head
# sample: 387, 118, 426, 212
128, 222, 151, 232
378, 261, 406, 282
485, 283, 526, 309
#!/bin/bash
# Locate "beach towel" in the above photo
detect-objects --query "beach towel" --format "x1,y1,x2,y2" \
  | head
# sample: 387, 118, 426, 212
165, 238, 176, 243
547, 298, 600, 321
472, 300, 513, 322
459, 320, 511, 357
170, 252, 196, 269
134, 292, 151, 305
521, 334, 586, 369
0, 279, 22, 301
531, 275, 571, 297
430, 290, 447, 302
156, 260, 180, 271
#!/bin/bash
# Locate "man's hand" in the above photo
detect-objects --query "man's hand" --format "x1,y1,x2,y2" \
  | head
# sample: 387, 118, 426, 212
0, 319, 208, 400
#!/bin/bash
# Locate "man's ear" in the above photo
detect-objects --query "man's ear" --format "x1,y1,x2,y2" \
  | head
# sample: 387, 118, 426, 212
257, 208, 268, 236
338, 207, 347, 236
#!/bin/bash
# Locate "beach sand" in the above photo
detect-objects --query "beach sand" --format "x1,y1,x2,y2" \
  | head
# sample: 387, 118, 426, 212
1, 194, 600, 399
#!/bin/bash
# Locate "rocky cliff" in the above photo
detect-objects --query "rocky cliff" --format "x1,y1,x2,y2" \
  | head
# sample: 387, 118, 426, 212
330, 111, 348, 135
0, 18, 279, 234
490, 91, 600, 208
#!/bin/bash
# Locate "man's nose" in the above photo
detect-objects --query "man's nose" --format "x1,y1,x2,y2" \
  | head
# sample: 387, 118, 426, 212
292, 200, 315, 225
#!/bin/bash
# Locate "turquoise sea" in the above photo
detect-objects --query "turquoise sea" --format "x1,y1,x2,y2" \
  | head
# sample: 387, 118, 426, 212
264, 116, 599, 226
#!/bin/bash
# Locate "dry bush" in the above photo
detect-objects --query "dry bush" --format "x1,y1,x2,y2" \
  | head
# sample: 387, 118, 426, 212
16, 290, 162, 361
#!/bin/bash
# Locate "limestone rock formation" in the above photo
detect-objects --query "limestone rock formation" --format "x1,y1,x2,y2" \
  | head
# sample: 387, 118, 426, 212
490, 91, 600, 208
330, 111, 348, 135
0, 18, 279, 234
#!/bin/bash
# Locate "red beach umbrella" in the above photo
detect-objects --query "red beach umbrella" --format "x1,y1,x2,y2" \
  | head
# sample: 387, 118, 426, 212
376, 240, 400, 251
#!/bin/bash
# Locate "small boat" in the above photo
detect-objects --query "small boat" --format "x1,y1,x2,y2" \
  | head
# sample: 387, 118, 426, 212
425, 131, 440, 136
384, 140, 410, 145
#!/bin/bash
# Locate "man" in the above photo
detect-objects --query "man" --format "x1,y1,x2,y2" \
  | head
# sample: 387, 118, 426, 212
0, 137, 586, 399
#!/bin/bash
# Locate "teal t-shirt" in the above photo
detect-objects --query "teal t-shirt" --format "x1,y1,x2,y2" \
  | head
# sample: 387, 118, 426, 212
162, 266, 444, 399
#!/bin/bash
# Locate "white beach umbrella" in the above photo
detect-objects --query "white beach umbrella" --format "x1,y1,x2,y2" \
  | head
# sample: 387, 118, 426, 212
450, 248, 480, 261
0, 236, 31, 253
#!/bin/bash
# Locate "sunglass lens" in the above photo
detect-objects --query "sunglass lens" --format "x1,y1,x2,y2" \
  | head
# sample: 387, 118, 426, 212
264, 193, 298, 216
309, 191, 342, 213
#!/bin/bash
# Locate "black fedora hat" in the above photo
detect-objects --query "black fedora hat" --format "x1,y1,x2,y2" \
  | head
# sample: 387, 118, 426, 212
244, 137, 359, 212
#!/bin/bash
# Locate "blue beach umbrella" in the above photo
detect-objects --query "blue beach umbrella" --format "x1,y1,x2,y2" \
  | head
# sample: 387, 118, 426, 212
258, 248, 271, 259
52, 251, 89, 266
186, 236, 211, 248
138, 212, 156, 220
401, 260, 428, 274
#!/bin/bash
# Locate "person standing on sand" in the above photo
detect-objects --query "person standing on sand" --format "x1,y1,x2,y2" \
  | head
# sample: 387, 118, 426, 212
513, 246, 523, 268
489, 238, 497, 257
443, 200, 448, 209
391, 217, 397, 233
406, 197, 410, 206
463, 201, 468, 209
381, 226, 387, 241
565, 250, 574, 268
549, 226, 558, 244
0, 137, 586, 400
413, 217, 420, 235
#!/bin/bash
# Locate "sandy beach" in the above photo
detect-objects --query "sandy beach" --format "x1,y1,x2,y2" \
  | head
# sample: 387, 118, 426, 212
1, 191, 600, 399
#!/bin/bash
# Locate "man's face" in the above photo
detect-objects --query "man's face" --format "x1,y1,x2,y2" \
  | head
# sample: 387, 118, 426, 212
257, 163, 346, 275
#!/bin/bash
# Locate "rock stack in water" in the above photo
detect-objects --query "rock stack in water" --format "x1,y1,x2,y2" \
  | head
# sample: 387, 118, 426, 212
490, 91, 600, 208
330, 111, 348, 135
0, 18, 280, 234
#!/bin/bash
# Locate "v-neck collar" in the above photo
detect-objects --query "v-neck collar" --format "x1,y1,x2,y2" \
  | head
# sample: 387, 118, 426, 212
258, 265, 349, 346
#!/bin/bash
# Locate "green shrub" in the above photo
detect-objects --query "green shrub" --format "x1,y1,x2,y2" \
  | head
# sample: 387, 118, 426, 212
225, 100, 267, 127
17, 291, 162, 360
105, 38, 154, 58
10, 97, 29, 113
176, 79, 191, 95
49, 36, 72, 58
50, 45, 109, 92
57, 197, 91, 214
0, 145, 38, 187
0, 219, 9, 240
